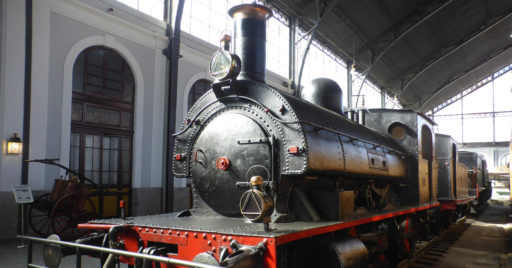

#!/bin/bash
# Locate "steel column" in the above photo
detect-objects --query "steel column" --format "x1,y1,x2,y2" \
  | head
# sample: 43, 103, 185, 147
289, 16, 297, 92
381, 87, 386, 108
347, 60, 353, 108
164, 0, 186, 212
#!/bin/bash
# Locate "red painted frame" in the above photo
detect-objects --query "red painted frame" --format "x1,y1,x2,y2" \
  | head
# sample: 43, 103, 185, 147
78, 203, 439, 267
439, 197, 474, 211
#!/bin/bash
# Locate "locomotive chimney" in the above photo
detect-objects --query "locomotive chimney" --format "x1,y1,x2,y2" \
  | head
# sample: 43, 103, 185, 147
229, 4, 272, 82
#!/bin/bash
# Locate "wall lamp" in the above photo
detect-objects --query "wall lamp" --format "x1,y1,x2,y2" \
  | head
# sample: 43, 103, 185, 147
7, 133, 23, 154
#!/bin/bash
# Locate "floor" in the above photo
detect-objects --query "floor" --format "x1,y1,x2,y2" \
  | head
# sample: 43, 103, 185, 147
434, 204, 512, 268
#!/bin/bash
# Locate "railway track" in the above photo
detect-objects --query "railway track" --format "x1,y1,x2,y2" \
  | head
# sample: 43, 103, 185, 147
398, 217, 472, 268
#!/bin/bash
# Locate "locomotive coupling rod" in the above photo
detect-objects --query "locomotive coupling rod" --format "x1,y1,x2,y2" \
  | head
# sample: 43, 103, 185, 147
18, 235, 220, 268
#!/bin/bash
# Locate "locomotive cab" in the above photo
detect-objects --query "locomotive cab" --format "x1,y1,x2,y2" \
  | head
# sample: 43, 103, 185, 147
361, 109, 439, 206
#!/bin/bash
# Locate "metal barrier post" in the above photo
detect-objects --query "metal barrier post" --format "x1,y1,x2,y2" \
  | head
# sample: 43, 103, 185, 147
76, 248, 82, 268
26, 240, 33, 268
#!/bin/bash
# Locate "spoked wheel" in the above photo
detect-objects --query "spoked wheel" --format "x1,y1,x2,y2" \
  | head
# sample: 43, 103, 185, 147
28, 193, 54, 237
50, 193, 97, 241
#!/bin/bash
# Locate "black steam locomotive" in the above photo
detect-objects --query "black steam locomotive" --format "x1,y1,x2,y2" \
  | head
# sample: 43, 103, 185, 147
28, 4, 489, 268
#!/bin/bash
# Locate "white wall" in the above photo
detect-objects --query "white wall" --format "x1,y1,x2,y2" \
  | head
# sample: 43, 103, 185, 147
0, 0, 25, 192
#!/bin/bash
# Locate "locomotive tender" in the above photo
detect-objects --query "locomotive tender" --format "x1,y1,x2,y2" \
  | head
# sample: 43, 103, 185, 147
31, 3, 487, 268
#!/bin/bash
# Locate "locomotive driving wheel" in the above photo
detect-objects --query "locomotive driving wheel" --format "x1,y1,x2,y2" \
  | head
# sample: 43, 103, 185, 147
28, 193, 53, 237
49, 193, 97, 241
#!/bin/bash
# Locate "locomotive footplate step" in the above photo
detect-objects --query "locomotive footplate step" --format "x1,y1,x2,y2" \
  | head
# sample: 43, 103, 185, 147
405, 204, 512, 268
84, 203, 439, 244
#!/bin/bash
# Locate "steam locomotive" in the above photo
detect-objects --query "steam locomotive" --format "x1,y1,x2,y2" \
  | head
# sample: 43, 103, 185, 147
35, 3, 489, 268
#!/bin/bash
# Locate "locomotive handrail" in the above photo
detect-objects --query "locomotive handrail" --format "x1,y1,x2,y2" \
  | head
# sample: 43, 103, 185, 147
174, 94, 406, 156
18, 235, 220, 268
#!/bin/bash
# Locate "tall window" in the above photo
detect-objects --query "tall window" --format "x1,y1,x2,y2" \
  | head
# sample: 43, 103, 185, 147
431, 64, 512, 143
71, 46, 134, 216
188, 79, 211, 110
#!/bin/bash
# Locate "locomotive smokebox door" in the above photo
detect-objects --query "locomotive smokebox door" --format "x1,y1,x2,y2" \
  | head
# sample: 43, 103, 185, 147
191, 112, 271, 216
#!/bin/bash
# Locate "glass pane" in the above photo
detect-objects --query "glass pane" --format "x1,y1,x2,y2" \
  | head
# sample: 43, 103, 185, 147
463, 83, 493, 114
105, 70, 122, 81
122, 151, 131, 172
103, 136, 110, 149
102, 171, 110, 184
494, 72, 512, 112
105, 80, 122, 91
93, 135, 101, 148
435, 115, 462, 143
86, 65, 103, 77
71, 103, 83, 121
71, 133, 80, 147
85, 134, 93, 147
85, 148, 92, 170
85, 84, 102, 93
110, 172, 118, 184
84, 171, 94, 184
93, 171, 100, 183
87, 49, 103, 66
122, 172, 130, 185
104, 109, 121, 126
104, 50, 123, 72
70, 147, 80, 171
110, 151, 118, 171
73, 54, 84, 92
111, 137, 119, 149
93, 148, 100, 170
86, 75, 103, 87
122, 68, 134, 102
463, 116, 493, 142
435, 98, 462, 116
85, 106, 103, 124
102, 149, 110, 171
495, 114, 512, 142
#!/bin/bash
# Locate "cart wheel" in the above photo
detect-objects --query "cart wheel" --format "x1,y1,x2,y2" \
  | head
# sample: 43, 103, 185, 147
28, 193, 53, 237
49, 193, 97, 241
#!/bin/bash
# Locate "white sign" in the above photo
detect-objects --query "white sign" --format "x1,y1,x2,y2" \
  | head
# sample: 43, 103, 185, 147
12, 185, 34, 204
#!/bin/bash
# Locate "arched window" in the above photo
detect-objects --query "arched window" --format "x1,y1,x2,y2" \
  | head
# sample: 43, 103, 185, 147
70, 46, 134, 217
187, 79, 211, 110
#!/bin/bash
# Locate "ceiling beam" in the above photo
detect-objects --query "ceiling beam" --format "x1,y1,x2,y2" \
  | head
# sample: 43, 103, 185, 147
401, 11, 512, 94
419, 43, 512, 111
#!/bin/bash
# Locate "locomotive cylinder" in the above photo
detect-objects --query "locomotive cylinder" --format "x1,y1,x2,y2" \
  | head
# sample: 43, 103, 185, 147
229, 4, 272, 82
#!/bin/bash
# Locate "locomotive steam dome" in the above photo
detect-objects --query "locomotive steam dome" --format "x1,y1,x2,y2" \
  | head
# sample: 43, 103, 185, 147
300, 78, 344, 115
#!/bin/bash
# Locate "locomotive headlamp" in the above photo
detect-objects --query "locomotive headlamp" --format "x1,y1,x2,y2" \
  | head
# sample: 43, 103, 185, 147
7, 133, 22, 154
43, 234, 62, 268
209, 50, 241, 81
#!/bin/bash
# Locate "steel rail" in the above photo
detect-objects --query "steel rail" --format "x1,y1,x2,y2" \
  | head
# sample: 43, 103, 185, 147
18, 235, 220, 268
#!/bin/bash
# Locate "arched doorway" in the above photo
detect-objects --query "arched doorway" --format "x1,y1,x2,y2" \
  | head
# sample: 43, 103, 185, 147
70, 46, 134, 217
